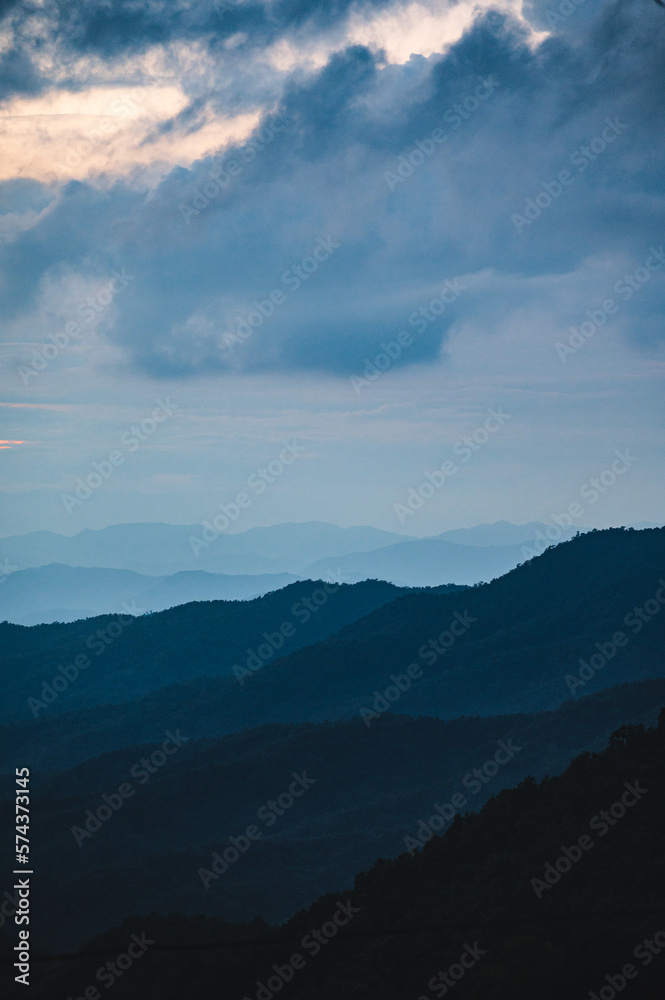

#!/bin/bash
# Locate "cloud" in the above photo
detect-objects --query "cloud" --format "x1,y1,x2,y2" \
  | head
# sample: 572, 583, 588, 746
0, 82, 262, 184
1, 0, 664, 381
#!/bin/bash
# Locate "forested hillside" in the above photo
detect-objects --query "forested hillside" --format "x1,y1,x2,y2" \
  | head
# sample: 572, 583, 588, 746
0, 578, 416, 723
2, 677, 663, 952
4, 528, 662, 770
18, 716, 665, 999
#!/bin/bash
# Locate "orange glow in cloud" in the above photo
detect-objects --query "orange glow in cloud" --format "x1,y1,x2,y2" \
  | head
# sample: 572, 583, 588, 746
0, 440, 26, 448
0, 84, 260, 184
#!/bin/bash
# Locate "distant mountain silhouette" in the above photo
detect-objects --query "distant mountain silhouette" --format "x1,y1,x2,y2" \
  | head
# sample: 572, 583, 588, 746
0, 520, 412, 575
436, 519, 579, 546
0, 519, 593, 581
0, 564, 300, 625
306, 536, 529, 586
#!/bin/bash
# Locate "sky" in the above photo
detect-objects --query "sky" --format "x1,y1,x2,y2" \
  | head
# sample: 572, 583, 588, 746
0, 0, 663, 538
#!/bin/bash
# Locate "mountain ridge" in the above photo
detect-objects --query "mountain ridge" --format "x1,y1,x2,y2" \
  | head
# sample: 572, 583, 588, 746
6, 677, 665, 953
2, 528, 663, 770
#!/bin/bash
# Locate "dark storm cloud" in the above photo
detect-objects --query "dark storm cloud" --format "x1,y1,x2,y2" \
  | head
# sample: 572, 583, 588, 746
3, 0, 664, 377
0, 0, 20, 18
1, 0, 394, 72
0, 180, 140, 319
0, 0, 384, 102
0, 44, 43, 99
279, 44, 378, 151
56, 0, 396, 58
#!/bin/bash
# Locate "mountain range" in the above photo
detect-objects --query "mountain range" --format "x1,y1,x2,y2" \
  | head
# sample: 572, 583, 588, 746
1, 525, 664, 992
24, 713, 660, 1000
0, 578, 424, 726
8, 678, 665, 953
3, 527, 662, 770
0, 519, 588, 623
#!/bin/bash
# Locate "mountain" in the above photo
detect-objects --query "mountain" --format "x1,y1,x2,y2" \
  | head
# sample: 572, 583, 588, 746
0, 521, 598, 598
137, 569, 298, 614
5, 678, 665, 953
3, 527, 663, 772
18, 711, 665, 999
0, 578, 419, 725
435, 519, 581, 547
0, 564, 300, 625
306, 537, 529, 586
0, 519, 589, 584
0, 521, 412, 576
0, 535, 543, 626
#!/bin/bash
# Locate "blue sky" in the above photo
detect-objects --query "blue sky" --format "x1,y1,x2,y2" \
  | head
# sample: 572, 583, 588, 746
0, 0, 663, 536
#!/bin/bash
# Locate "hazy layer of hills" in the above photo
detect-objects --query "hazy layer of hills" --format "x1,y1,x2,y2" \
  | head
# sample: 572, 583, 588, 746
4, 528, 662, 769
304, 536, 530, 587
0, 564, 303, 625
0, 521, 415, 575
0, 537, 525, 625
1, 524, 664, 996
0, 520, 585, 622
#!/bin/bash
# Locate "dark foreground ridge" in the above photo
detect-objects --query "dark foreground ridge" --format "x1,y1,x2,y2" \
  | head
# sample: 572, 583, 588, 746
2, 676, 663, 952
12, 714, 665, 999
